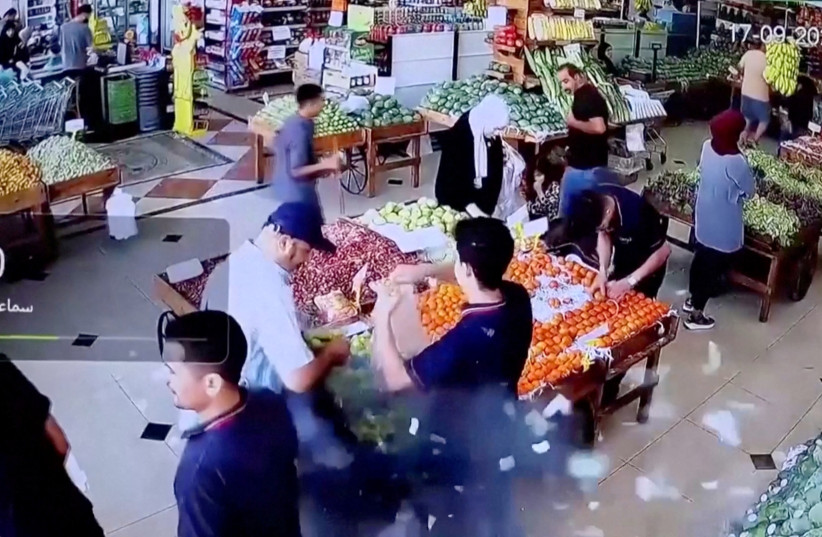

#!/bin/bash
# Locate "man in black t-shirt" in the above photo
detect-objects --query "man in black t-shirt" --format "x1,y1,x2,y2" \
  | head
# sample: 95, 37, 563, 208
557, 63, 615, 217
0, 355, 105, 537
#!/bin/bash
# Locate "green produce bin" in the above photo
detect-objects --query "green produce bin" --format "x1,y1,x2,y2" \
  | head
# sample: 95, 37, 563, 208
101, 73, 138, 126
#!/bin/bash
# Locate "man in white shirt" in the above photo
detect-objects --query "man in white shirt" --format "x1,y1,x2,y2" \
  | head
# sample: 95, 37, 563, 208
202, 202, 349, 394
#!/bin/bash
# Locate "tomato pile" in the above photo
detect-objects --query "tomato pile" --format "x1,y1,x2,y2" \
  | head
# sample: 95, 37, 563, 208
416, 250, 672, 397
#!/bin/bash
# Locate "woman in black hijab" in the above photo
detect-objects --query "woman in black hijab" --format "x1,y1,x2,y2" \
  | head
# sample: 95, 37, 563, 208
597, 41, 619, 77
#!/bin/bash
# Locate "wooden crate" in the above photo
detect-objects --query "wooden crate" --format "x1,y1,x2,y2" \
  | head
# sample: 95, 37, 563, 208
47, 167, 121, 204
314, 129, 367, 153
368, 119, 427, 142
417, 108, 457, 128
0, 183, 47, 215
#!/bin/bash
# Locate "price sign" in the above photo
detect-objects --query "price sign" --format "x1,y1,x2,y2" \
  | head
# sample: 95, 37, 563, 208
573, 7, 585, 18
348, 5, 374, 31
267, 45, 286, 59
329, 11, 344, 27
809, 121, 821, 135
270, 26, 292, 42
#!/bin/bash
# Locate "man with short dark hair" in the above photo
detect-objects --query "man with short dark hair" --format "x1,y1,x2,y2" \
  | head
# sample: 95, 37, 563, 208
373, 217, 532, 536
557, 63, 615, 217
161, 310, 301, 537
269, 83, 341, 209
60, 5, 93, 73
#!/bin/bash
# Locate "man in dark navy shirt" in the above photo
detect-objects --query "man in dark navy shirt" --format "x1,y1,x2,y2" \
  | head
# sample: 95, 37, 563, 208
372, 217, 532, 536
160, 310, 300, 537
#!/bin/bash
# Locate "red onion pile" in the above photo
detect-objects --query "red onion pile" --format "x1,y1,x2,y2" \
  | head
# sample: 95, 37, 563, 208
293, 220, 417, 311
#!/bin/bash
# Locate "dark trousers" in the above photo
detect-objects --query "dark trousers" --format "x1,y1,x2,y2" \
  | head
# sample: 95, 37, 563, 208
689, 242, 734, 312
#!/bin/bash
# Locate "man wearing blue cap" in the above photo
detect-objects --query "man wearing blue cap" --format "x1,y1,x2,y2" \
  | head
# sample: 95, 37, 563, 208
202, 202, 349, 397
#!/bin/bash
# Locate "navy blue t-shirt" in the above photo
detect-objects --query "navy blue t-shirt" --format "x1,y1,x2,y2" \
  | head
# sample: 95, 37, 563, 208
405, 281, 532, 477
175, 389, 300, 537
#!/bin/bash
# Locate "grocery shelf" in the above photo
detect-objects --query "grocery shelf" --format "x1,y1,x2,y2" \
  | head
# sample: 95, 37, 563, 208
262, 5, 307, 11
259, 68, 292, 75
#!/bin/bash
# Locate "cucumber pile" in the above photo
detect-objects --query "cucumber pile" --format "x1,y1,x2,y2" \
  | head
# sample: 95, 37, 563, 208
252, 96, 359, 137
746, 149, 822, 227
421, 75, 565, 138
351, 94, 420, 128
619, 48, 741, 84
525, 48, 631, 123
645, 166, 801, 247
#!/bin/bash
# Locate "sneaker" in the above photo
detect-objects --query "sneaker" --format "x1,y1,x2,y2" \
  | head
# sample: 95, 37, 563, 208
682, 298, 694, 314
684, 312, 715, 331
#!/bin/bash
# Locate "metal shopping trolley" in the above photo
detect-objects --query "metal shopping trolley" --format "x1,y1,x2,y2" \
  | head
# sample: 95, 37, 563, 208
643, 88, 674, 170
0, 78, 75, 146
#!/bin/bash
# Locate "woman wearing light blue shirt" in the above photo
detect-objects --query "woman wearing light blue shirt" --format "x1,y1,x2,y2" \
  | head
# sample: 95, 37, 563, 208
684, 110, 755, 330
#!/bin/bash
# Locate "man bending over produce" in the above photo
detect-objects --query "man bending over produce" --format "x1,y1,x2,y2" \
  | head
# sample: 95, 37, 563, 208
372, 216, 533, 537
557, 63, 616, 217
270, 83, 341, 210
201, 202, 351, 465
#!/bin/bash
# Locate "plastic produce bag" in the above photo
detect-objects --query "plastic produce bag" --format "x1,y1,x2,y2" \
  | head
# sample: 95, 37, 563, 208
492, 140, 526, 221
65, 451, 89, 497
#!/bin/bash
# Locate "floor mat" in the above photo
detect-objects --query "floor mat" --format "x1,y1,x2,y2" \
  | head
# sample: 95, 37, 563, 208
96, 132, 233, 187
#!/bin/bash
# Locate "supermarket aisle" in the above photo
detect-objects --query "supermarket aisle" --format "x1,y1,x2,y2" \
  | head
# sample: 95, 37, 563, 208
3, 122, 818, 537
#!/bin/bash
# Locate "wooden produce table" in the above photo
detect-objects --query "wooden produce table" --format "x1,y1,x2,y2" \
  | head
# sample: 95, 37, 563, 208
46, 167, 121, 213
779, 136, 822, 169
360, 120, 428, 198
0, 183, 57, 273
645, 191, 820, 322
250, 118, 367, 185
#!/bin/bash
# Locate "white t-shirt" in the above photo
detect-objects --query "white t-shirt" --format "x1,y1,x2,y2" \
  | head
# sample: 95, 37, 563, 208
739, 49, 769, 102
202, 240, 313, 392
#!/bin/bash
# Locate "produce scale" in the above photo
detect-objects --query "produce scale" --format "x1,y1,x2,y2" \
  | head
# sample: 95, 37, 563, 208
154, 206, 679, 446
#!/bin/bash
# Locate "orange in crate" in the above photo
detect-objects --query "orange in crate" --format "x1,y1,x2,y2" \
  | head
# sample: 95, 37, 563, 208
418, 283, 465, 340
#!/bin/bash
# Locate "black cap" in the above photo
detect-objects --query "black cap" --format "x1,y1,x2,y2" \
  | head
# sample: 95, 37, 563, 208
265, 202, 335, 253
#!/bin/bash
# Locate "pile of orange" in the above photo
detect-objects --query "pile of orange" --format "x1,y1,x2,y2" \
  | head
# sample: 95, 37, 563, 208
518, 349, 588, 395
418, 283, 465, 340
503, 248, 560, 291
605, 291, 670, 345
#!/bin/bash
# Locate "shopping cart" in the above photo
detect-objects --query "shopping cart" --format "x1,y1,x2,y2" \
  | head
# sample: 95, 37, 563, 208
0, 78, 75, 145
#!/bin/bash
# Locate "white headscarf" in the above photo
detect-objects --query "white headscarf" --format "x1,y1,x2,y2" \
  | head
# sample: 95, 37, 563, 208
468, 94, 510, 186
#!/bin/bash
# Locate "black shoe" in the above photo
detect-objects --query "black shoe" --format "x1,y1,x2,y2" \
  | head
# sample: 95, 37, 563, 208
684, 312, 715, 330
682, 298, 694, 314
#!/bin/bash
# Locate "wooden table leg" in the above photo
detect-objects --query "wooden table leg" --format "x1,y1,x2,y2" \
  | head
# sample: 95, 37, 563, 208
636, 348, 661, 424
759, 256, 779, 323
410, 135, 421, 189
366, 133, 378, 198
254, 134, 264, 185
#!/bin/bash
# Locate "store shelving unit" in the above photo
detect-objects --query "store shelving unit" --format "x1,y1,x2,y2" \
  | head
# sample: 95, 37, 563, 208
25, 0, 71, 30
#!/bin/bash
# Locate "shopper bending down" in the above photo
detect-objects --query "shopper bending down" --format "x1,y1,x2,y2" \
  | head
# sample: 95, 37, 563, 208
434, 94, 509, 215
738, 41, 771, 145
684, 110, 755, 330
373, 217, 533, 537
161, 311, 301, 537
550, 186, 671, 410
557, 63, 617, 216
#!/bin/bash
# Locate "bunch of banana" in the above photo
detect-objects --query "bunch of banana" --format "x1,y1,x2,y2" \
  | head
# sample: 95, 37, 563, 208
549, 0, 601, 9
634, 0, 652, 13
529, 16, 595, 41
764, 42, 800, 96
464, 0, 487, 17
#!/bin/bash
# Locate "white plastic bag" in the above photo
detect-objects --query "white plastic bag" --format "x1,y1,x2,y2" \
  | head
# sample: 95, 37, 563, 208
65, 451, 89, 497
105, 188, 137, 240
492, 140, 526, 221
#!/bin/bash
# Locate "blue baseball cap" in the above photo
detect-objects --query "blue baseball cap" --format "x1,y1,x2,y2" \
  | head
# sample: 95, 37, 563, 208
265, 203, 336, 253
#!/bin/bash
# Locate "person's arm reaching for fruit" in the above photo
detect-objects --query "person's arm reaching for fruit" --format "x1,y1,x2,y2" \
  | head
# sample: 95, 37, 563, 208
390, 263, 456, 285
371, 286, 413, 392
606, 243, 671, 299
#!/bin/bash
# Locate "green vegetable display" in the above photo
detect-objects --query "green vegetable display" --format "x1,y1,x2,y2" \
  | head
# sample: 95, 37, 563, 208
253, 96, 359, 137
27, 136, 113, 185
620, 47, 741, 85
524, 47, 631, 124
746, 149, 822, 226
645, 167, 801, 247
361, 197, 468, 234
421, 75, 566, 138
351, 94, 419, 128
727, 436, 822, 537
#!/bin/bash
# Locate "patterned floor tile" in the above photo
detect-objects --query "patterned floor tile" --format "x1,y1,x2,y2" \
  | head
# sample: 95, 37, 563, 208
209, 131, 255, 146
144, 178, 218, 199
208, 144, 251, 161
171, 163, 235, 181
206, 118, 232, 132
204, 179, 260, 198
222, 120, 251, 133
222, 151, 261, 181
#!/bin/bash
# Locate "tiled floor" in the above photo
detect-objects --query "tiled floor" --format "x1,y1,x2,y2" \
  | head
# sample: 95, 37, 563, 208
2, 121, 817, 536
